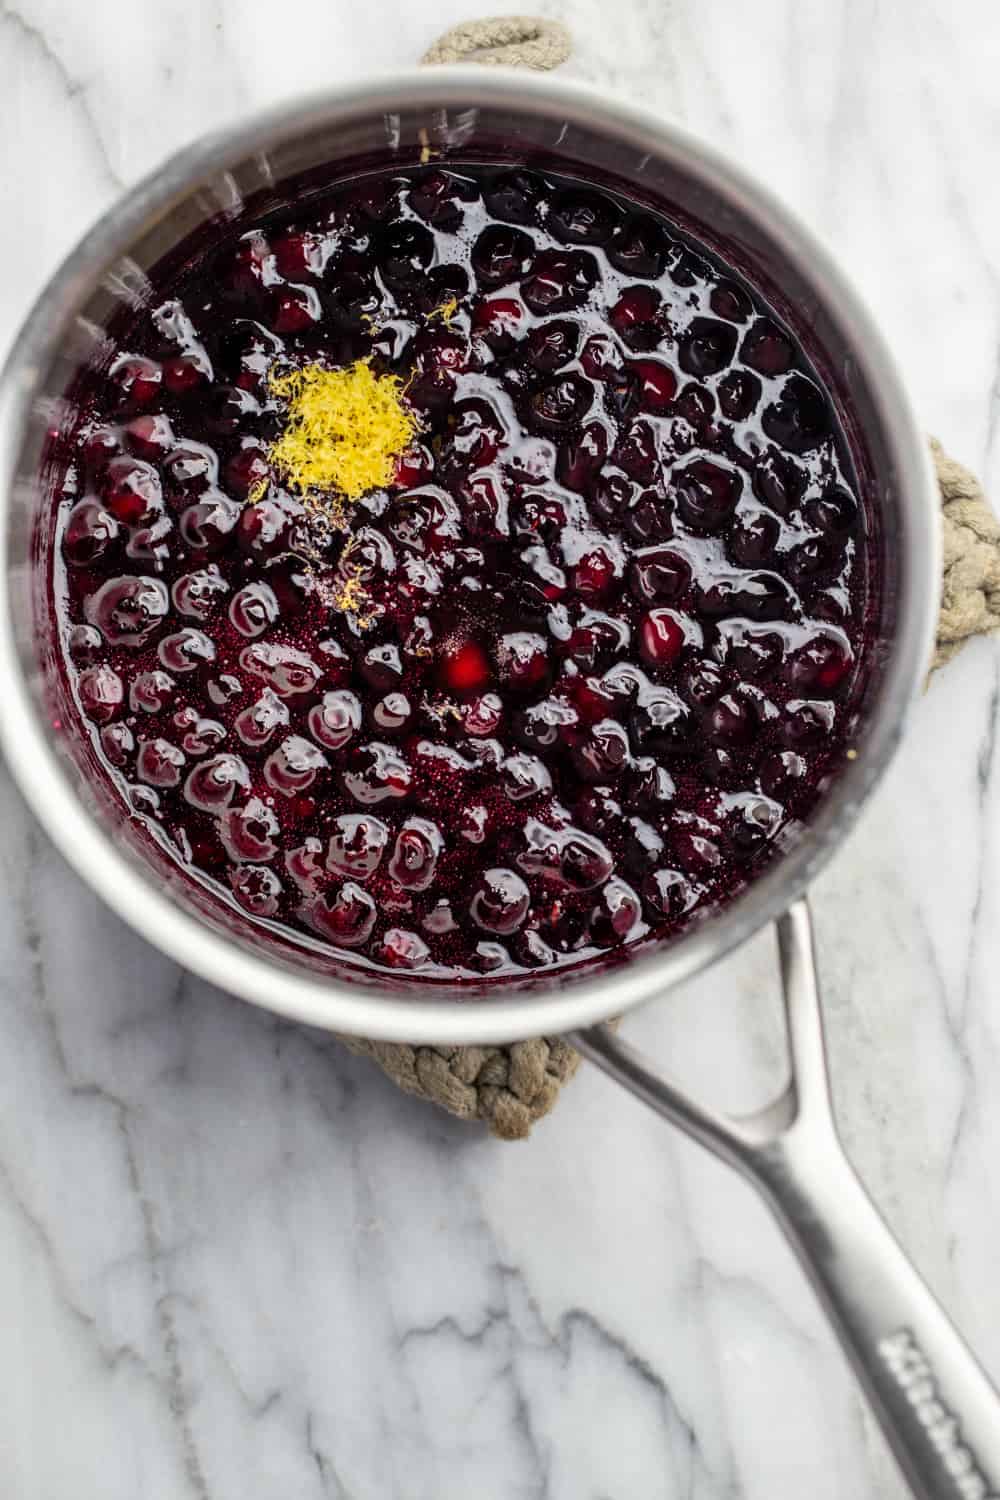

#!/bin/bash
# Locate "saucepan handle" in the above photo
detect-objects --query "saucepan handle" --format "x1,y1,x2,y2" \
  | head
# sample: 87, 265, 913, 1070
571, 901, 1000, 1500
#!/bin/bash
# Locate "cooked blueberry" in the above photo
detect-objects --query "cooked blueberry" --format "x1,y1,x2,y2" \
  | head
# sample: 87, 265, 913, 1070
762, 375, 830, 454
471, 224, 535, 287
679, 318, 738, 378
548, 189, 620, 246
608, 214, 670, 278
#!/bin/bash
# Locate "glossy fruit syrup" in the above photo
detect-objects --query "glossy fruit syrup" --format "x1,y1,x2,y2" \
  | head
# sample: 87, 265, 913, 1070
49, 164, 872, 979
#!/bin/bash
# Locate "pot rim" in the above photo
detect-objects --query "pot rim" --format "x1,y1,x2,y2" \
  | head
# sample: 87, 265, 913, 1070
0, 67, 940, 1045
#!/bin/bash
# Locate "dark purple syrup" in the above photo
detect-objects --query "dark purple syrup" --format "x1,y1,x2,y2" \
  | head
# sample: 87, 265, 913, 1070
50, 165, 871, 979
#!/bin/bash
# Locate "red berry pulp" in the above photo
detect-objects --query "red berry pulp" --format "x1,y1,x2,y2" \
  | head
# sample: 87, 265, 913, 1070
49, 164, 872, 979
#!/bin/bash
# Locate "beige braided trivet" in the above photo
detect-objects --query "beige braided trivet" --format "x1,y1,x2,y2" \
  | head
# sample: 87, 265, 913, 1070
341, 23, 1000, 1140
421, 15, 571, 70
931, 439, 1000, 670
338, 1033, 585, 1139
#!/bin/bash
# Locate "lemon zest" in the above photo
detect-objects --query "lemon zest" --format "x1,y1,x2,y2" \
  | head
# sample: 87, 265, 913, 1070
429, 296, 459, 327
332, 568, 367, 616
418, 129, 437, 165
422, 694, 462, 727
306, 561, 376, 630
265, 360, 418, 525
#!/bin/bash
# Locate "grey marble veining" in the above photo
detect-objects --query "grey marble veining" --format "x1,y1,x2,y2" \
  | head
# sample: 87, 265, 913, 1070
1, 1, 999, 1496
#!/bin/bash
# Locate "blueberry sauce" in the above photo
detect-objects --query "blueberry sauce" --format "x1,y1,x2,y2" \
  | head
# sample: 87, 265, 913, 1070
50, 165, 872, 979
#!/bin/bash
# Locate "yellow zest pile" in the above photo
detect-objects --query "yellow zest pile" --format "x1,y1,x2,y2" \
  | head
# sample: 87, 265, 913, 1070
264, 359, 419, 524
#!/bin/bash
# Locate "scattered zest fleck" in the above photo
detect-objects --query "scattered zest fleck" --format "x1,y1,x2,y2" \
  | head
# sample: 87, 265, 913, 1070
265, 360, 419, 525
332, 567, 370, 618
422, 694, 462, 728
846, 748, 858, 760
418, 129, 438, 165
312, 563, 377, 630
429, 296, 459, 327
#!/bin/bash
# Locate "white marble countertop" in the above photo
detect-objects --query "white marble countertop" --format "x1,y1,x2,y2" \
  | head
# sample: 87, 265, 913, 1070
1, 2, 999, 1496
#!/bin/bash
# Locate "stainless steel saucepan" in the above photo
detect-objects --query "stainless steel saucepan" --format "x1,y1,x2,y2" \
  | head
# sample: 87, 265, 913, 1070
0, 70, 996, 1499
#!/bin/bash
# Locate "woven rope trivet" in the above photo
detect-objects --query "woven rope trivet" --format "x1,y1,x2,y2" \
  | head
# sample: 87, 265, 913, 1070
339, 25, 1000, 1140
931, 439, 1000, 669
421, 15, 571, 70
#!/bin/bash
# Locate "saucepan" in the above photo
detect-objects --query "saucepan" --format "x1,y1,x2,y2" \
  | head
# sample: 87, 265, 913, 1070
0, 70, 996, 1498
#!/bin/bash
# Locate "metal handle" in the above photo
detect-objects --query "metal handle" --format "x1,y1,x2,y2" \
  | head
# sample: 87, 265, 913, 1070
571, 900, 1000, 1500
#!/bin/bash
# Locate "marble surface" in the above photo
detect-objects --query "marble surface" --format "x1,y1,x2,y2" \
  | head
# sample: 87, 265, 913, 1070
1, 1, 999, 1495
